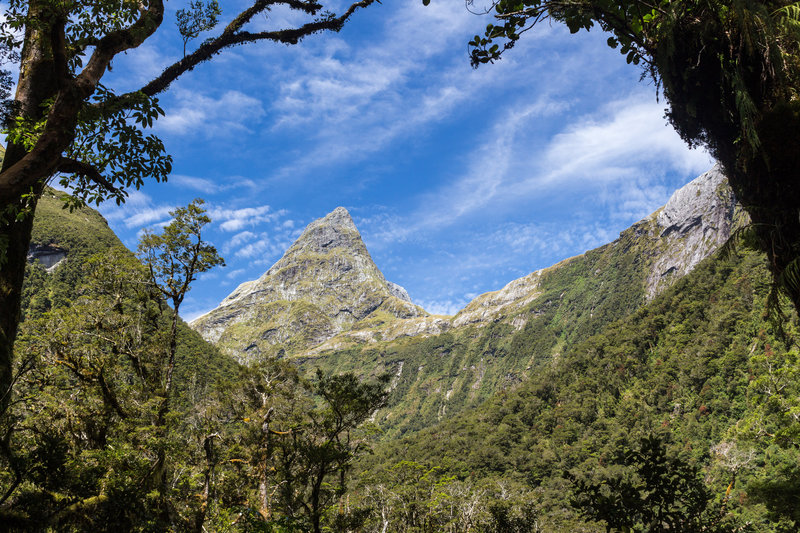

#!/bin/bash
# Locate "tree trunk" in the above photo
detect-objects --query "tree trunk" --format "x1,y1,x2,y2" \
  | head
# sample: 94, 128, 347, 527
0, 0, 58, 416
0, 192, 40, 413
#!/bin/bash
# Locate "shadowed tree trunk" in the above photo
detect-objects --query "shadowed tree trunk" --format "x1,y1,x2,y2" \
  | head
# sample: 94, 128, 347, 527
0, 0, 58, 415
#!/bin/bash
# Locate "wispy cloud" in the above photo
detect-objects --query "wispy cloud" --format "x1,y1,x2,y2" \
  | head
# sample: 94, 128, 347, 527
157, 89, 265, 137
102, 190, 174, 229
537, 97, 713, 188
223, 231, 258, 253
418, 299, 465, 316
252, 2, 500, 179
366, 91, 713, 245
168, 174, 260, 195
169, 174, 220, 194
226, 268, 246, 280
210, 205, 286, 232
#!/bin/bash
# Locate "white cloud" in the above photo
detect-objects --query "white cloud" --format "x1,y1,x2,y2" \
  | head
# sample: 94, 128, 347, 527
418, 299, 466, 317
126, 207, 174, 228
537, 96, 713, 188
157, 89, 265, 137
254, 1, 496, 178
367, 91, 713, 246
226, 268, 246, 279
169, 174, 220, 194
102, 190, 175, 229
224, 230, 258, 251
210, 205, 286, 232
235, 239, 272, 259
233, 234, 297, 260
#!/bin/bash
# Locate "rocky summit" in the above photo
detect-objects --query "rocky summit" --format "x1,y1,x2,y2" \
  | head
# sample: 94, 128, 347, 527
190, 207, 426, 362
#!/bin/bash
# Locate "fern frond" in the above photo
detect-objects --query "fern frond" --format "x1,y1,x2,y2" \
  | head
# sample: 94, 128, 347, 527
778, 256, 800, 297
719, 223, 761, 261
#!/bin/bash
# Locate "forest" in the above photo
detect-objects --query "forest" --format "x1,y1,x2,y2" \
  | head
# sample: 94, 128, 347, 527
1, 0, 800, 531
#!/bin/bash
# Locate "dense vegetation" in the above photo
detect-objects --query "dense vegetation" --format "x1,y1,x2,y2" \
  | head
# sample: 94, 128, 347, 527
350, 249, 800, 531
4, 189, 799, 531
21, 191, 239, 395
2, 200, 389, 531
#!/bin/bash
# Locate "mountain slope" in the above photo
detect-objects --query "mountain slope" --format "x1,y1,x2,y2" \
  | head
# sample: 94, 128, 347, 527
300, 167, 744, 438
310, 166, 738, 353
359, 246, 794, 531
191, 206, 426, 362
21, 191, 240, 393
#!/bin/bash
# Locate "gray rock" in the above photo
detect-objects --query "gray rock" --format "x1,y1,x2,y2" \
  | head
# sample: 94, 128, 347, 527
387, 281, 412, 303
28, 243, 67, 271
646, 166, 737, 299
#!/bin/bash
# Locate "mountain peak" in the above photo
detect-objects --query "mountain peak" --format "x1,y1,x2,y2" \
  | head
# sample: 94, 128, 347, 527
190, 207, 424, 362
325, 206, 355, 226
309, 206, 357, 235
283, 206, 360, 260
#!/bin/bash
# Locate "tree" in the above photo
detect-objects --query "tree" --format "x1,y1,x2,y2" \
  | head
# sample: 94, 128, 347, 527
0, 200, 224, 528
137, 199, 224, 424
569, 435, 712, 532
0, 0, 379, 422
137, 198, 224, 522
463, 0, 800, 314
190, 365, 390, 532
4, 249, 175, 529
272, 369, 390, 533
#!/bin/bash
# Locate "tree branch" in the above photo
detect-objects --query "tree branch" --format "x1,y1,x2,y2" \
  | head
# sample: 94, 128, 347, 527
56, 157, 122, 197
117, 0, 375, 102
47, 493, 109, 526
73, 0, 166, 94
0, 1, 165, 200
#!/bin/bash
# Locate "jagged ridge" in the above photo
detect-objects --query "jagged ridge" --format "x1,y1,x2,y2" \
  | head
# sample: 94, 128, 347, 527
298, 167, 745, 438
308, 167, 741, 354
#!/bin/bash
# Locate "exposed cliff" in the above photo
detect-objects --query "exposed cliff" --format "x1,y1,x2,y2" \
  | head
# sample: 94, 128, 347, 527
190, 207, 426, 362
646, 165, 739, 298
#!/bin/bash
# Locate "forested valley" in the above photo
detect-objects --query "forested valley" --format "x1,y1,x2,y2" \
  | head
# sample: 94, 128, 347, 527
1, 180, 798, 531
1, 0, 800, 530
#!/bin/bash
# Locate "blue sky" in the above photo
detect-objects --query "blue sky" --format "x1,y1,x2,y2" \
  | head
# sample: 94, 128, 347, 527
95, 0, 714, 319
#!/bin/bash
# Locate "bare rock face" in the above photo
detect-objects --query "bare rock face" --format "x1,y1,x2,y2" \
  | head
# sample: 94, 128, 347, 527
452, 270, 546, 328
191, 207, 425, 362
646, 166, 738, 299
27, 243, 67, 271
445, 167, 740, 330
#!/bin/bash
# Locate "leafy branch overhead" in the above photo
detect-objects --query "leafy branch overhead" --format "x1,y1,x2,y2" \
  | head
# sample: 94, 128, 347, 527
0, 0, 380, 209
